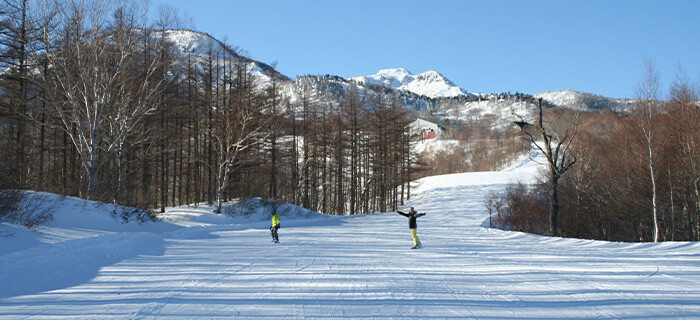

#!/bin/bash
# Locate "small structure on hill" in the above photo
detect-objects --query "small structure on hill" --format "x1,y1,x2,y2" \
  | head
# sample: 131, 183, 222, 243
410, 118, 445, 141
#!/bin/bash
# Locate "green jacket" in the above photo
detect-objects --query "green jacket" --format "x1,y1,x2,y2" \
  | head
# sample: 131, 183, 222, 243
271, 213, 280, 227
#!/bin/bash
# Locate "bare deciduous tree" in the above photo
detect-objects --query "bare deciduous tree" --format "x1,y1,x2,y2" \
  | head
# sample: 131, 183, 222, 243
632, 59, 662, 242
515, 98, 578, 237
38, 0, 165, 201
211, 58, 269, 213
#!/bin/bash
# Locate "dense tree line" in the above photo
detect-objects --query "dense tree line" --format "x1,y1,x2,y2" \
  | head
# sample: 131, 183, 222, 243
491, 63, 700, 242
0, 0, 416, 221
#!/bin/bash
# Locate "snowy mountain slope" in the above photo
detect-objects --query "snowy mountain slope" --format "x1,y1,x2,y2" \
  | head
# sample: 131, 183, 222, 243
534, 89, 634, 111
278, 75, 539, 130
448, 96, 537, 129
160, 31, 627, 132
160, 29, 286, 88
2, 152, 700, 319
8, 27, 629, 138
350, 68, 474, 98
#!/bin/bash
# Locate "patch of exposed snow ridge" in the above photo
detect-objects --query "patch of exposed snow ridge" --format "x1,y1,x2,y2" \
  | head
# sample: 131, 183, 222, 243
160, 29, 277, 89
534, 89, 633, 111
163, 29, 216, 55
351, 68, 470, 99
534, 89, 586, 108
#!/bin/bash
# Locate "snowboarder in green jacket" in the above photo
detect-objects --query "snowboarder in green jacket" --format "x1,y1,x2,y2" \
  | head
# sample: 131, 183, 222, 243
397, 207, 425, 249
271, 208, 280, 243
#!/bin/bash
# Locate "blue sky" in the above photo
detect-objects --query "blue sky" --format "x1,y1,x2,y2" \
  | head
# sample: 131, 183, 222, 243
152, 0, 699, 98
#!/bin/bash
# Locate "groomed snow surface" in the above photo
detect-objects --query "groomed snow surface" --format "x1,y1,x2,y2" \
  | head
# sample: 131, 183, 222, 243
2, 153, 700, 319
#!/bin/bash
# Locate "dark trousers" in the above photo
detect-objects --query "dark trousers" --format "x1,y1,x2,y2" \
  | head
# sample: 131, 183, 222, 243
271, 226, 279, 242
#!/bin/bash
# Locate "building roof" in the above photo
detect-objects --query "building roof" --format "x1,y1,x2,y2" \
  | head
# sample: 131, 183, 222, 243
410, 118, 446, 133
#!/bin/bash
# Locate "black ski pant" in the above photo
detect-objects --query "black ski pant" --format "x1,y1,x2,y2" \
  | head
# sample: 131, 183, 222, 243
270, 226, 279, 242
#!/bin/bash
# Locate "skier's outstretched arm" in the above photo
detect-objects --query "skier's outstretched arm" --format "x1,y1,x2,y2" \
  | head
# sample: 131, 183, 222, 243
416, 213, 426, 218
397, 211, 408, 217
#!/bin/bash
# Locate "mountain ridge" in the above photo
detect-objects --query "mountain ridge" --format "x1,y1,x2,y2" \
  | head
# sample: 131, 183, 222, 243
349, 68, 474, 99
164, 29, 631, 129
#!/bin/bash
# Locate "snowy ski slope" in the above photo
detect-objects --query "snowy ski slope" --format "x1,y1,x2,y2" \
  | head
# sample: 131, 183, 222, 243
2, 153, 700, 319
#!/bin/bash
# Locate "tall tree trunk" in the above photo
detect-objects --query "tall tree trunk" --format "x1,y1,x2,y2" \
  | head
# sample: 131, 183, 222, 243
38, 113, 46, 190
160, 110, 166, 213
549, 175, 559, 237
215, 162, 229, 214
84, 145, 99, 201
647, 140, 659, 242
269, 133, 277, 198
62, 131, 68, 193
116, 144, 126, 204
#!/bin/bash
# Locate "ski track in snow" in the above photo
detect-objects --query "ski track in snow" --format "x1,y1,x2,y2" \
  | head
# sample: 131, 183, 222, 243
2, 154, 700, 319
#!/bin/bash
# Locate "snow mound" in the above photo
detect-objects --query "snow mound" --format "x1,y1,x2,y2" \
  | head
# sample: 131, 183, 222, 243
1, 192, 178, 254
223, 197, 327, 221
0, 193, 180, 298
160, 197, 329, 228
0, 194, 332, 298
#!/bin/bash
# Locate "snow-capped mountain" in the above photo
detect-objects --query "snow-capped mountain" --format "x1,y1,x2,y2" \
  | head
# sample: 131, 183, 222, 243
163, 30, 627, 130
350, 68, 473, 99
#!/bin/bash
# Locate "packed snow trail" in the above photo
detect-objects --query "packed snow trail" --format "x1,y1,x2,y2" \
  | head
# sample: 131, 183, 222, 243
2, 154, 700, 319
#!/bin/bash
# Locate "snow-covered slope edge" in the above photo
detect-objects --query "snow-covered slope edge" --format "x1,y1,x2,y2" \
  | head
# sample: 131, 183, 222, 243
0, 193, 333, 298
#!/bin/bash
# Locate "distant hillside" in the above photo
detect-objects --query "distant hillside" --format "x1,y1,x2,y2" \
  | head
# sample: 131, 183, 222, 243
160, 29, 287, 86
534, 89, 633, 112
165, 30, 631, 131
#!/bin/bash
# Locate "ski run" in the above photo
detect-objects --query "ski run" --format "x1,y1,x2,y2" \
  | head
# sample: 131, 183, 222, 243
2, 151, 700, 319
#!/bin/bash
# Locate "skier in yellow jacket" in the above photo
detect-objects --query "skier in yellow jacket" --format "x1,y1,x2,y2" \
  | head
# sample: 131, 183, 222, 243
270, 208, 280, 243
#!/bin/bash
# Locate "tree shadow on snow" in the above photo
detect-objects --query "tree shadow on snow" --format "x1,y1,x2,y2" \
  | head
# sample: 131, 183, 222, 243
0, 231, 169, 299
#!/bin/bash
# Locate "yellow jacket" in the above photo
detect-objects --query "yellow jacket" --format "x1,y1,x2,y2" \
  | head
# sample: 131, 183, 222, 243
271, 213, 280, 227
